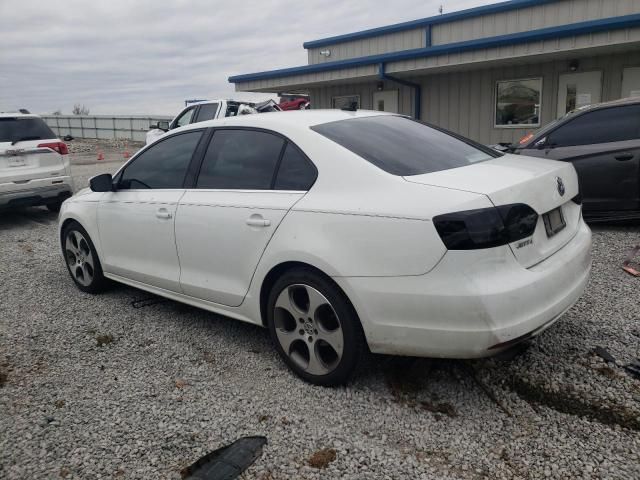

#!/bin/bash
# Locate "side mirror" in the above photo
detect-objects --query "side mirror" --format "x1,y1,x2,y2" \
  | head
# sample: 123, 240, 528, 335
534, 137, 547, 149
90, 173, 114, 192
157, 120, 170, 131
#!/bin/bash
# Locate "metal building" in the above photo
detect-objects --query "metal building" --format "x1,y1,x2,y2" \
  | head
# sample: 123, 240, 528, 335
229, 0, 640, 145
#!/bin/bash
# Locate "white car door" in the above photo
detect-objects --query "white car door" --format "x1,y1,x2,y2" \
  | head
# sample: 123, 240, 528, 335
98, 130, 205, 291
175, 128, 317, 307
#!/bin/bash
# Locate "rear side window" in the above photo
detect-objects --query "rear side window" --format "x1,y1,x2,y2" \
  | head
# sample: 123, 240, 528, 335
195, 103, 219, 122
197, 129, 284, 189
311, 116, 496, 176
547, 105, 640, 147
0, 117, 56, 143
119, 131, 202, 189
274, 144, 317, 190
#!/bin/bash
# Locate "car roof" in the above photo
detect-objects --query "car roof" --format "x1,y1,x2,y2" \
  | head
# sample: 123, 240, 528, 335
177, 109, 396, 132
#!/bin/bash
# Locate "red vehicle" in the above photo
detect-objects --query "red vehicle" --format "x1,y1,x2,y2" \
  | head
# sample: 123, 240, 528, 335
278, 93, 310, 110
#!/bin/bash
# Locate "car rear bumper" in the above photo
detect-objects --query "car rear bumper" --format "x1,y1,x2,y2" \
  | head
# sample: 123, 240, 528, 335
334, 219, 592, 358
0, 176, 74, 208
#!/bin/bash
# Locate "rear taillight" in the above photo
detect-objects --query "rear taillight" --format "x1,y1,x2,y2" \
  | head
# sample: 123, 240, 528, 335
433, 204, 538, 250
38, 141, 68, 155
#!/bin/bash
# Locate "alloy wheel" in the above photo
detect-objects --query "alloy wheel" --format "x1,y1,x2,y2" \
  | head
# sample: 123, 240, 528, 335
273, 284, 344, 376
65, 230, 95, 287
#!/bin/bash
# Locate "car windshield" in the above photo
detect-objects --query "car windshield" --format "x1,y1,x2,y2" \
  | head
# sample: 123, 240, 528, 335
0, 117, 56, 143
311, 115, 498, 176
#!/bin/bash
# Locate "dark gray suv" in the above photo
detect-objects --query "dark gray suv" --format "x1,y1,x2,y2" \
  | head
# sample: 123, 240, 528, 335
512, 98, 640, 221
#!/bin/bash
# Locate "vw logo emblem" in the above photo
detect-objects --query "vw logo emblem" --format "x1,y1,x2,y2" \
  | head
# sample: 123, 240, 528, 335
556, 177, 565, 197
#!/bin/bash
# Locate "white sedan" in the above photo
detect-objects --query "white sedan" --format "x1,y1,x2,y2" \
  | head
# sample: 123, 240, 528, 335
58, 110, 592, 385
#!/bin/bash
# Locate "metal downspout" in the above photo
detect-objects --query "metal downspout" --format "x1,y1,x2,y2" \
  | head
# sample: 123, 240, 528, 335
378, 63, 422, 120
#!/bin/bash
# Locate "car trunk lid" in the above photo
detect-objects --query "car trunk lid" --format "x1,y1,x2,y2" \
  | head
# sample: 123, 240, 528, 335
404, 154, 581, 268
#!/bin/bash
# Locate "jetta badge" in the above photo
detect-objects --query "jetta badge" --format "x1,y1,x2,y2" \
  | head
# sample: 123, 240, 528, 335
556, 177, 565, 197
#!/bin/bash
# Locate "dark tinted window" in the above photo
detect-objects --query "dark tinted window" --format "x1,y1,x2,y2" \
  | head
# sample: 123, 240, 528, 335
547, 105, 640, 147
119, 131, 202, 189
195, 103, 219, 122
274, 144, 316, 190
311, 116, 496, 176
197, 129, 284, 189
0, 117, 56, 143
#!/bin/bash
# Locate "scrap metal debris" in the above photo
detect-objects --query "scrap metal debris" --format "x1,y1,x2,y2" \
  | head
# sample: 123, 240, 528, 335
181, 436, 267, 480
622, 245, 640, 277
131, 296, 168, 309
593, 346, 618, 365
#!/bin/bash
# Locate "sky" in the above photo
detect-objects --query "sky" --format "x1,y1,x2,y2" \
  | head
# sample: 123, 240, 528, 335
0, 0, 492, 116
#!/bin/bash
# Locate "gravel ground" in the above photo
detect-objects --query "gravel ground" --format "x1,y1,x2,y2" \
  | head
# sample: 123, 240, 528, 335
0, 158, 639, 479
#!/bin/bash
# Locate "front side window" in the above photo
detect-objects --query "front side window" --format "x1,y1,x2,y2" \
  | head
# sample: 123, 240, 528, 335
495, 78, 542, 127
274, 144, 317, 190
119, 131, 202, 189
196, 129, 284, 189
547, 105, 640, 147
311, 115, 497, 176
195, 103, 219, 122
173, 107, 196, 128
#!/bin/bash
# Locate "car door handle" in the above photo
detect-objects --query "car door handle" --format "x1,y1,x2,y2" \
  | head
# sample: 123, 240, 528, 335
155, 208, 172, 219
614, 153, 634, 161
246, 214, 271, 227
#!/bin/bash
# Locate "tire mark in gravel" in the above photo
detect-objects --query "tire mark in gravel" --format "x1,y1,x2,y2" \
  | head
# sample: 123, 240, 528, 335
508, 375, 640, 431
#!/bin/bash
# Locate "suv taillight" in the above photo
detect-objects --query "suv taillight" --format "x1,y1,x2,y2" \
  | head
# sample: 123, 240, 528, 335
38, 141, 68, 155
433, 204, 538, 250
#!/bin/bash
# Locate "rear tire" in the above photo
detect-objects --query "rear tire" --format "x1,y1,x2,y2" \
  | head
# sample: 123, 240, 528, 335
61, 221, 109, 293
267, 267, 365, 386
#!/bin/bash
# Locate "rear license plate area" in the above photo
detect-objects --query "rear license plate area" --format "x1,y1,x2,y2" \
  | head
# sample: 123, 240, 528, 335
8, 157, 26, 167
543, 207, 566, 237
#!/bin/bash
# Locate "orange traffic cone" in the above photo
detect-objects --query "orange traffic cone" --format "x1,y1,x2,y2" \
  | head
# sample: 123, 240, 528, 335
97, 150, 104, 161
123, 140, 130, 159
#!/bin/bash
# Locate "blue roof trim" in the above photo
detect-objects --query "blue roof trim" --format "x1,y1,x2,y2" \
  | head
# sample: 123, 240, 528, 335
229, 13, 640, 84
302, 0, 559, 49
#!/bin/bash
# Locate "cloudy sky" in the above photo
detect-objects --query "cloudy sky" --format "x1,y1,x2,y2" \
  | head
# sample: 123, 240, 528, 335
1, 0, 491, 116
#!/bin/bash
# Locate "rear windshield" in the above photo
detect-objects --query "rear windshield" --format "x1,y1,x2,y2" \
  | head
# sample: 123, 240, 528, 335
310, 115, 498, 176
0, 117, 56, 144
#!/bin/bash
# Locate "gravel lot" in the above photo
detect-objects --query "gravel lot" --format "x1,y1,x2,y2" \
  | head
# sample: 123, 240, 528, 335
1, 148, 639, 479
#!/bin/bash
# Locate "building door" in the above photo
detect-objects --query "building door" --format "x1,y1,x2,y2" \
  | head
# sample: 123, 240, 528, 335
373, 90, 399, 113
557, 71, 602, 118
622, 67, 640, 98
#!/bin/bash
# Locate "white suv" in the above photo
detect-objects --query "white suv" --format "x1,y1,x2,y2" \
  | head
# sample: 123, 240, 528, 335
0, 112, 74, 212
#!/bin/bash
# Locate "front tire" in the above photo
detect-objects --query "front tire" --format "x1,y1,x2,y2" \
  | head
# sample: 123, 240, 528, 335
61, 221, 109, 293
267, 268, 365, 386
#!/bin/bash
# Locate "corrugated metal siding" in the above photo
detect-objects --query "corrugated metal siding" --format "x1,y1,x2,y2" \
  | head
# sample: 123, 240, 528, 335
431, 0, 640, 45
387, 26, 640, 73
308, 82, 415, 115
308, 50, 640, 144
234, 65, 378, 92
307, 28, 425, 64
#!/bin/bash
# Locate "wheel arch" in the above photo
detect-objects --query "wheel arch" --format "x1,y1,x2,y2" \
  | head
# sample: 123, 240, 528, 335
258, 261, 362, 334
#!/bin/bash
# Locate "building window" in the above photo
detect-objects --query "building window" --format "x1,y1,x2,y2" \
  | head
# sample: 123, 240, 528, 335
495, 78, 542, 127
332, 95, 360, 110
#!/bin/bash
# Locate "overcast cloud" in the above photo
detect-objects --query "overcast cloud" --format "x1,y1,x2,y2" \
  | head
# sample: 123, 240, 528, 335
0, 0, 490, 116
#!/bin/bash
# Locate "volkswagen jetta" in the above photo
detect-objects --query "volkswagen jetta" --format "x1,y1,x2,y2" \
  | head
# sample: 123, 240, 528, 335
58, 110, 592, 385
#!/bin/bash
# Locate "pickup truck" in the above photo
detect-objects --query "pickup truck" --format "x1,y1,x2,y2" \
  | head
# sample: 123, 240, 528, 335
146, 99, 281, 144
